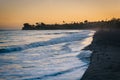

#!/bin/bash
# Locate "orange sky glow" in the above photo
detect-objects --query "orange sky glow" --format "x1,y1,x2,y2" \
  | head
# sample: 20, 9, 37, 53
0, 0, 120, 29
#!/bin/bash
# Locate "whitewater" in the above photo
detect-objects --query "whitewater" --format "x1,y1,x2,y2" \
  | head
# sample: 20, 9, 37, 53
0, 30, 94, 80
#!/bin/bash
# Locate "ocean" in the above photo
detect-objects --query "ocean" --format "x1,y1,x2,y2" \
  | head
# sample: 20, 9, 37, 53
0, 30, 94, 80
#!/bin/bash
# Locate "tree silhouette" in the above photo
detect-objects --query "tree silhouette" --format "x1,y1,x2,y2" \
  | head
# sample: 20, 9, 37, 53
84, 20, 88, 23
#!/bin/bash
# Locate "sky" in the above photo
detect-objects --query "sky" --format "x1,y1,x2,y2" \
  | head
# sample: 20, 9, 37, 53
0, 0, 120, 29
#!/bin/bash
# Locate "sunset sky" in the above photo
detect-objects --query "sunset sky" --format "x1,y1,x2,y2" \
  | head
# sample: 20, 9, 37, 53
0, 0, 120, 29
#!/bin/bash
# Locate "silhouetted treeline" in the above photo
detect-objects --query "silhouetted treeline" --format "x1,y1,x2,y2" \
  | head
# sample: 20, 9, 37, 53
22, 18, 120, 30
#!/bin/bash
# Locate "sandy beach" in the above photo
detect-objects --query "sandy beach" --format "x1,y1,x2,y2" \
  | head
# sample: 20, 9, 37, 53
81, 30, 120, 80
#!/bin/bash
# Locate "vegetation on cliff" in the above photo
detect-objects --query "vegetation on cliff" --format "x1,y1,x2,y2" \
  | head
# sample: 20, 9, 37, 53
22, 18, 120, 30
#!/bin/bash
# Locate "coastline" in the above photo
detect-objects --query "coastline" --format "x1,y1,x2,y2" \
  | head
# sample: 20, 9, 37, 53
81, 30, 120, 80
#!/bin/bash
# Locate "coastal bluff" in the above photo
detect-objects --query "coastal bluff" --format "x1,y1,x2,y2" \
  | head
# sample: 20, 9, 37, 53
81, 30, 120, 80
22, 18, 120, 30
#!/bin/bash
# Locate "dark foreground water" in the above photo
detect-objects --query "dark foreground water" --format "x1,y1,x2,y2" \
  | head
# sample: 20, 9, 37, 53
0, 30, 94, 80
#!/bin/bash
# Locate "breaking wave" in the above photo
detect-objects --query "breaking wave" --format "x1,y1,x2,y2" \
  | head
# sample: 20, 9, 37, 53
0, 32, 91, 53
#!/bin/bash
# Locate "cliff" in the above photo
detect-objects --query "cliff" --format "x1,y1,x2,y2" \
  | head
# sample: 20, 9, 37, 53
22, 18, 120, 30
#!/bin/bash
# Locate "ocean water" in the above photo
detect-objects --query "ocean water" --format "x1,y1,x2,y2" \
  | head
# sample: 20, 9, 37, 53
0, 30, 94, 80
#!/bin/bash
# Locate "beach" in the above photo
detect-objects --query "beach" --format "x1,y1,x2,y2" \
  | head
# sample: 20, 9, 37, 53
81, 30, 120, 80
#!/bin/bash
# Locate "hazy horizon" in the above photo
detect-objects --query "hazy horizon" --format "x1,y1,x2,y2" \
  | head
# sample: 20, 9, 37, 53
0, 0, 120, 29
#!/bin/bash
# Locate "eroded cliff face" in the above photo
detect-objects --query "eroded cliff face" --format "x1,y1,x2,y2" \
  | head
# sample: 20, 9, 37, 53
81, 30, 120, 80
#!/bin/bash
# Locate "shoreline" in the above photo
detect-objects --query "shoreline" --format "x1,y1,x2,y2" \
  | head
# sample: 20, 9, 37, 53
81, 30, 120, 80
